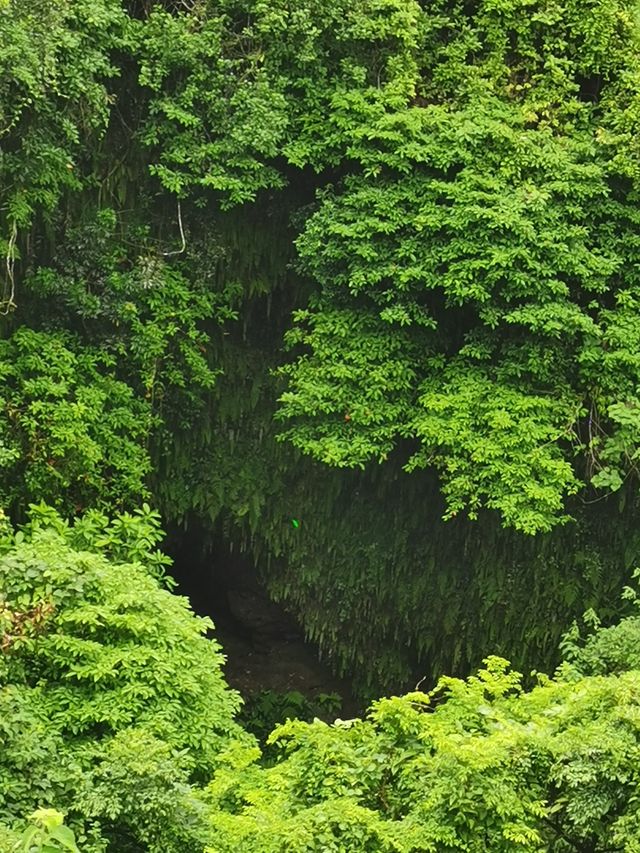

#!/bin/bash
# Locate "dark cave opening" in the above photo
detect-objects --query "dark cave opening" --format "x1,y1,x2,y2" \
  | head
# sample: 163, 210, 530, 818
164, 525, 359, 716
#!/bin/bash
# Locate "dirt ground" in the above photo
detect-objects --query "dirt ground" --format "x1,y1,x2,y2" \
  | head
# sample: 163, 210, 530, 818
213, 617, 361, 718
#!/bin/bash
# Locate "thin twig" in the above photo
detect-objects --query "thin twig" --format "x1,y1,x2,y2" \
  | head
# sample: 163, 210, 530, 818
1, 221, 17, 315
162, 199, 186, 257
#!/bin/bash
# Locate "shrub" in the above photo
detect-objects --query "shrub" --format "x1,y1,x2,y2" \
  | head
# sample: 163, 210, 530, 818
0, 505, 249, 851
205, 594, 640, 852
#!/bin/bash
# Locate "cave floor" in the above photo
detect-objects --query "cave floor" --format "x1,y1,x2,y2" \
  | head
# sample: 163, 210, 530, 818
214, 620, 361, 717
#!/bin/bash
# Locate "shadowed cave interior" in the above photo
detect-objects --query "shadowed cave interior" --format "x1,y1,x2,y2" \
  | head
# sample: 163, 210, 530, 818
166, 528, 360, 718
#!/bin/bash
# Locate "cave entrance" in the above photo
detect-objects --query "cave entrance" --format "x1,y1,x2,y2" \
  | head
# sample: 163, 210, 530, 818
165, 524, 358, 717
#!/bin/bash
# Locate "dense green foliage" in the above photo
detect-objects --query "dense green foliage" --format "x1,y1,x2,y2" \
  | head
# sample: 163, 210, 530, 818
202, 582, 640, 852
240, 689, 342, 750
9, 2, 640, 849
0, 327, 151, 516
4, 513, 640, 852
0, 507, 247, 851
126, 0, 640, 532
4, 0, 640, 696
207, 647, 640, 851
